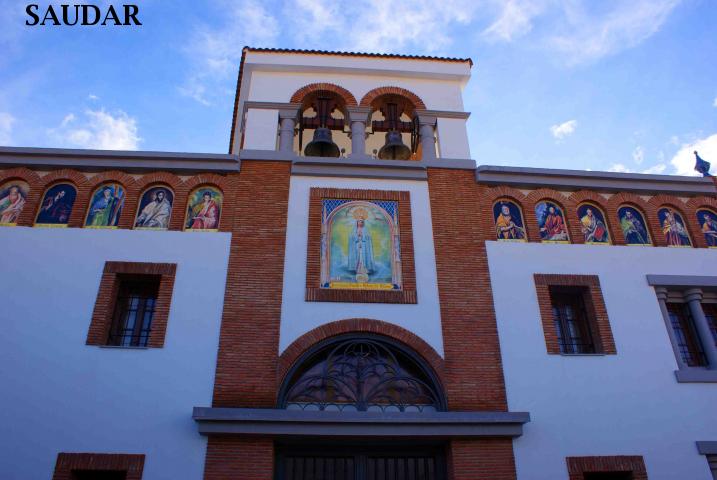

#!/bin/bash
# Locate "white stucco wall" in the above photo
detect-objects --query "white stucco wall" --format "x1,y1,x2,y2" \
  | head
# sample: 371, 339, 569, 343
487, 241, 717, 480
279, 176, 445, 356
243, 108, 279, 150
0, 228, 230, 480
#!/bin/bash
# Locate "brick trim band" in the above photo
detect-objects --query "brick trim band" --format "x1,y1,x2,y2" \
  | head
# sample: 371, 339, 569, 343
534, 274, 616, 355
52, 453, 145, 480
359, 86, 427, 110
87, 261, 177, 348
290, 82, 358, 106
305, 187, 417, 304
566, 455, 648, 479
277, 318, 445, 392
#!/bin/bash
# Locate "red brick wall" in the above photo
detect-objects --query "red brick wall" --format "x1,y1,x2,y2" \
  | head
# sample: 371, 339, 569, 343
203, 438, 274, 480
52, 453, 145, 480
448, 439, 517, 480
566, 455, 648, 479
427, 168, 509, 412
211, 161, 291, 408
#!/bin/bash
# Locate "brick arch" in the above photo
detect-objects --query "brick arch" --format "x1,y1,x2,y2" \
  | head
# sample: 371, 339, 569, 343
607, 193, 656, 246
183, 173, 229, 192
290, 82, 358, 107
569, 191, 615, 245
277, 318, 445, 395
31, 170, 88, 228
524, 188, 572, 243
649, 196, 694, 248
487, 187, 530, 242
690, 197, 717, 248
359, 86, 427, 110
133, 172, 185, 231
0, 167, 43, 226
81, 171, 136, 229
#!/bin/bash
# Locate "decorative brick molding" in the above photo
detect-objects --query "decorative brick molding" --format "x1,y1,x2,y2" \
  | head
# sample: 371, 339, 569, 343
566, 455, 648, 479
86, 261, 177, 348
212, 163, 290, 408
305, 187, 417, 304
534, 274, 616, 355
203, 437, 273, 480
290, 82, 358, 106
52, 453, 145, 480
428, 171, 509, 412
277, 318, 445, 391
449, 439, 517, 480
359, 86, 427, 110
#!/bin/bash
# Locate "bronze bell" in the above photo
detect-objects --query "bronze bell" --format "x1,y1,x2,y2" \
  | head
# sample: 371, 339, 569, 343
377, 130, 411, 160
304, 127, 340, 158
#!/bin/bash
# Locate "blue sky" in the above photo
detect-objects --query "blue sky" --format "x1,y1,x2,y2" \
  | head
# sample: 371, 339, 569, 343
0, 0, 715, 175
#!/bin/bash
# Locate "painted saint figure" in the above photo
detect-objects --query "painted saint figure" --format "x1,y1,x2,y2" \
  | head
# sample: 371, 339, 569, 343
698, 210, 717, 247
0, 183, 28, 224
618, 207, 649, 245
36, 184, 76, 225
659, 208, 691, 247
494, 201, 525, 240
186, 190, 220, 230
536, 202, 569, 242
347, 208, 375, 282
86, 184, 124, 227
579, 206, 609, 244
135, 188, 172, 229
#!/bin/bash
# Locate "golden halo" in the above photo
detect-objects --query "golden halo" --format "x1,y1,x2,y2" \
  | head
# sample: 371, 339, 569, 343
351, 206, 368, 220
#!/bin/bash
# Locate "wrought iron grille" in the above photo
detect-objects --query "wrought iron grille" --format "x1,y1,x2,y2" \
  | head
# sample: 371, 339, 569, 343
668, 303, 707, 367
551, 290, 597, 354
107, 278, 158, 347
281, 337, 443, 412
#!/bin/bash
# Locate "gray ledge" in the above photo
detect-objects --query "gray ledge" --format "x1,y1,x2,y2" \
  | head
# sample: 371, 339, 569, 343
674, 368, 717, 383
292, 156, 427, 180
0, 146, 239, 173
192, 407, 530, 438
476, 165, 715, 195
697, 441, 717, 455
647, 275, 717, 289
238, 149, 295, 162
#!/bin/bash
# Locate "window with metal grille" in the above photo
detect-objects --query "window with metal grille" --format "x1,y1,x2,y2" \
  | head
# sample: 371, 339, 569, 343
583, 473, 633, 480
667, 303, 706, 367
107, 276, 160, 347
550, 287, 597, 354
703, 303, 717, 348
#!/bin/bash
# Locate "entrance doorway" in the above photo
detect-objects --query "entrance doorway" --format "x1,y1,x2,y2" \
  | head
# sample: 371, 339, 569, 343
275, 445, 447, 480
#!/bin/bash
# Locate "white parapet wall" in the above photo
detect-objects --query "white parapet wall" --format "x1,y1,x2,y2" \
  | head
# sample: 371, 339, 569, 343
487, 240, 717, 480
0, 227, 231, 480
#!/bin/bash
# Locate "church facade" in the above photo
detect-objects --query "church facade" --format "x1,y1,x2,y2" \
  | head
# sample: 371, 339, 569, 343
1, 47, 716, 480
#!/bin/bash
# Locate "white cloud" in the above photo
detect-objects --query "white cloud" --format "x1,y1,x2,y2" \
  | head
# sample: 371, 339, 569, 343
0, 112, 15, 145
88, 94, 99, 101
285, 0, 477, 54
483, 0, 545, 42
608, 163, 630, 173
49, 109, 141, 150
670, 133, 717, 176
181, 0, 279, 105
608, 162, 667, 174
632, 146, 644, 164
548, 0, 682, 65
550, 119, 577, 139
641, 163, 667, 174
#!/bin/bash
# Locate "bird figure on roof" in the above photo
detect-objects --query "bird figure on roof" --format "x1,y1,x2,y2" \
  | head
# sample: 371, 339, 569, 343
694, 151, 712, 177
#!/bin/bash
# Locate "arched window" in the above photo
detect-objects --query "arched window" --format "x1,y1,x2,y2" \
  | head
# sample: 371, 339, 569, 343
279, 334, 445, 413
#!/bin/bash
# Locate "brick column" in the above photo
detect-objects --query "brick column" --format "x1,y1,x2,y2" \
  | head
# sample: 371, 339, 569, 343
427, 168, 508, 411
448, 439, 517, 480
212, 161, 291, 407
204, 438, 274, 480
